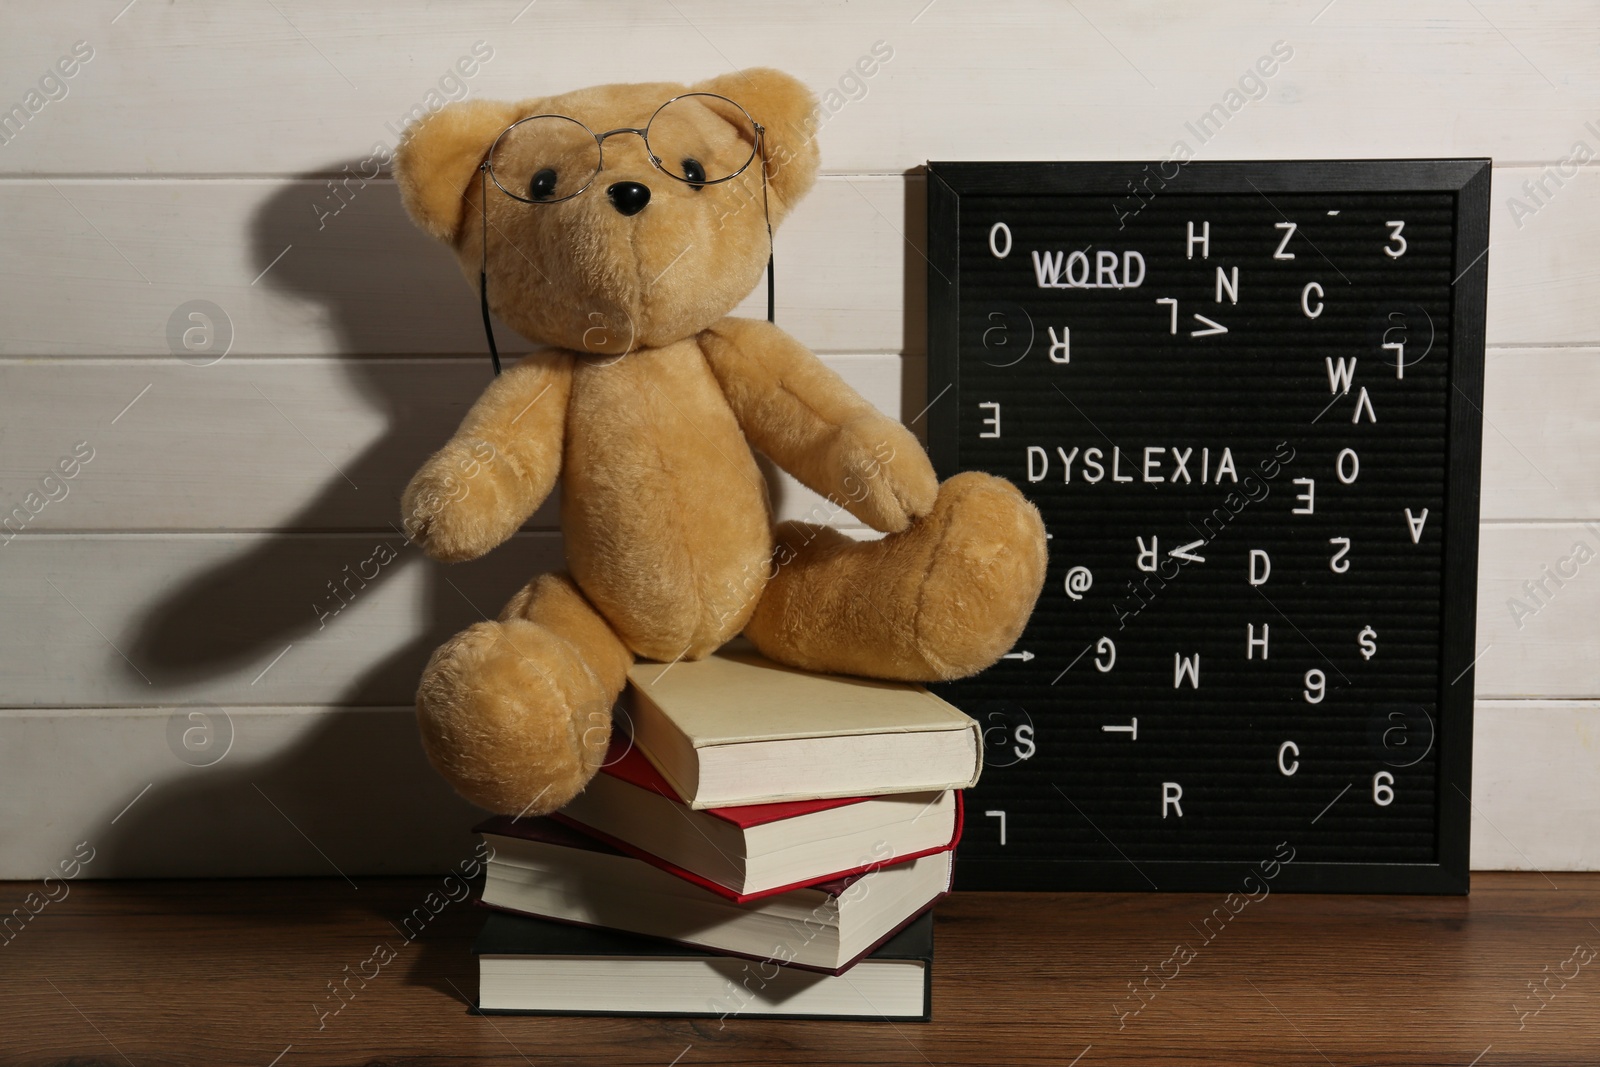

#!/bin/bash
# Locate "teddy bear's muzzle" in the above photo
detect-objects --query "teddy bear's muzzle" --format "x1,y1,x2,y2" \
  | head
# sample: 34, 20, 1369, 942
605, 181, 651, 216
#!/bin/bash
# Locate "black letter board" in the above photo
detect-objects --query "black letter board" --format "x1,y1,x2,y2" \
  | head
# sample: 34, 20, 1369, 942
926, 160, 1488, 893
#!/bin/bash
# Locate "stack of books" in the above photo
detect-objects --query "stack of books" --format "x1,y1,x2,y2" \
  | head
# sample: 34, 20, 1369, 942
470, 643, 982, 1020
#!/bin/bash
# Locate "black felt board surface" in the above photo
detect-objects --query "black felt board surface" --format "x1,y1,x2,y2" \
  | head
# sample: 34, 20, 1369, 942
925, 160, 1488, 893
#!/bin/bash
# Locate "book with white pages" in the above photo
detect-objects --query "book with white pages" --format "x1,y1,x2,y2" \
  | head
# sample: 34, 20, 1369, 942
624, 642, 983, 809
476, 816, 952, 975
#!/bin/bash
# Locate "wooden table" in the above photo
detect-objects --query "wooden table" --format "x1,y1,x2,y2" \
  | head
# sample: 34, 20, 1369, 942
3, 874, 1596, 1065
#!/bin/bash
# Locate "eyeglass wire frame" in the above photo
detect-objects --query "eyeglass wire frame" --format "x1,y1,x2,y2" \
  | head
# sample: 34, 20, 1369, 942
475, 93, 776, 377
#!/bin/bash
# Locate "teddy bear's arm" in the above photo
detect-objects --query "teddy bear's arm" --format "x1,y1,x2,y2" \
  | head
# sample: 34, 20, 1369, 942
700, 318, 937, 534
401, 352, 573, 562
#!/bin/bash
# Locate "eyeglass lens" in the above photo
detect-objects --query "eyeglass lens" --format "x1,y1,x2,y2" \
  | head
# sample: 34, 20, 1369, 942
486, 95, 757, 203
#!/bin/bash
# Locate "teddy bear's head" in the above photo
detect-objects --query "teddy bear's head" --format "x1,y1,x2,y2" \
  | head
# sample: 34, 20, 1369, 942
394, 68, 820, 355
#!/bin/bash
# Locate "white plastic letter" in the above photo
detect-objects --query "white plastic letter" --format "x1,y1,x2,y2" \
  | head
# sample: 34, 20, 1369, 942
1278, 741, 1299, 776
978, 401, 1001, 439
1336, 448, 1359, 484
989, 222, 1012, 259
1137, 536, 1159, 572
1026, 445, 1048, 482
1384, 221, 1406, 259
1302, 281, 1324, 319
1292, 478, 1315, 515
1048, 326, 1071, 363
1274, 221, 1297, 260
1216, 266, 1239, 304
1373, 771, 1395, 806
1162, 782, 1184, 818
1249, 549, 1271, 586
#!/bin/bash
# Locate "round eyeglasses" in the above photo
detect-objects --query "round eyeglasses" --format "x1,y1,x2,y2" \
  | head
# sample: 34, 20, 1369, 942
472, 92, 776, 377
483, 92, 765, 205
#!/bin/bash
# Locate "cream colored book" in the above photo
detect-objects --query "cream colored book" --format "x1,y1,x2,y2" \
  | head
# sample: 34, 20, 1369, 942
623, 643, 983, 809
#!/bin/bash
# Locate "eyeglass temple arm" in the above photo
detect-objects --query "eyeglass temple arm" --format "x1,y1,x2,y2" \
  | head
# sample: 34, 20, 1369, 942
758, 124, 774, 326
479, 163, 503, 377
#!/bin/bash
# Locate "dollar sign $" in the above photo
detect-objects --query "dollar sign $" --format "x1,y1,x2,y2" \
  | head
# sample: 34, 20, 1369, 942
1359, 626, 1377, 660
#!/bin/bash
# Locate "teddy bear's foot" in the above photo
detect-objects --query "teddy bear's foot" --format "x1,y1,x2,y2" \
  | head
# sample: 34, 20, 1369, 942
745, 471, 1047, 681
415, 573, 633, 815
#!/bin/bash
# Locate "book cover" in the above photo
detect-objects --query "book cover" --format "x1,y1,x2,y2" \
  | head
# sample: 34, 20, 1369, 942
473, 909, 934, 1019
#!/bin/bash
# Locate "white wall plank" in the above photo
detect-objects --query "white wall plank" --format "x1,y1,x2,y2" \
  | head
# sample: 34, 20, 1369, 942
3, 1, 1597, 176
0, 524, 1587, 709
1475, 523, 1600, 699
0, 347, 1578, 531
1, 168, 1595, 365
1471, 701, 1600, 872
0, 176, 909, 357
0, 706, 482, 879
0, 354, 909, 532
0, 697, 1586, 879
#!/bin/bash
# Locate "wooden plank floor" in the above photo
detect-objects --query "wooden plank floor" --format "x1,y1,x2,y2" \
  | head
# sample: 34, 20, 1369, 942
2, 874, 1597, 1066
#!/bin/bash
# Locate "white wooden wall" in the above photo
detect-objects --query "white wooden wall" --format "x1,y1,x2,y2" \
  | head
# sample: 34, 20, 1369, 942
1, 0, 1596, 879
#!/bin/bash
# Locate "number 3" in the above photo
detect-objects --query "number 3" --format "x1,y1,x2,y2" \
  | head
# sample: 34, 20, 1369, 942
1384, 220, 1407, 259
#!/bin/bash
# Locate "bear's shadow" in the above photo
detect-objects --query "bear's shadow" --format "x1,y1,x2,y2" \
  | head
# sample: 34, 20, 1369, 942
100, 159, 890, 913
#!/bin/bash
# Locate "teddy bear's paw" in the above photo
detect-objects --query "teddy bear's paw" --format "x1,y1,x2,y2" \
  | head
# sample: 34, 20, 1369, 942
827, 416, 938, 533
401, 438, 527, 563
906, 472, 1049, 679
414, 618, 615, 815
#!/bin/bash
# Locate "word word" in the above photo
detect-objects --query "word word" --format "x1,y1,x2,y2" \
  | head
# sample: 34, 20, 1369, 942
1025, 443, 1244, 485
1112, 40, 1295, 229
1, 841, 96, 947
0, 40, 94, 147
1109, 442, 1296, 630
313, 541, 401, 629
710, 838, 895, 1025
1505, 524, 1600, 630
1027, 248, 1146, 289
1506, 120, 1600, 230
2, 440, 95, 544
1513, 941, 1595, 1030
1112, 841, 1295, 1028
313, 840, 493, 1030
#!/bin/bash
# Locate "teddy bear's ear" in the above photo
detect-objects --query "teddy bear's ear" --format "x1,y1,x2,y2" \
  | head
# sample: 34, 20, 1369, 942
693, 68, 820, 223
393, 99, 521, 244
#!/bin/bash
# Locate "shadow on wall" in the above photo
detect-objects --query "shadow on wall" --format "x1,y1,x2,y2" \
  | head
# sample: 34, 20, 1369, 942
105, 166, 512, 877
100, 161, 839, 877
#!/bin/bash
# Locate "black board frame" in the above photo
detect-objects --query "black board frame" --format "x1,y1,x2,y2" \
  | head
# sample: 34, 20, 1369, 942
926, 159, 1489, 894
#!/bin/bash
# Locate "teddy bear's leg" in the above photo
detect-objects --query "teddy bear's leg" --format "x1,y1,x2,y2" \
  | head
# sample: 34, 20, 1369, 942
744, 471, 1048, 682
415, 573, 633, 815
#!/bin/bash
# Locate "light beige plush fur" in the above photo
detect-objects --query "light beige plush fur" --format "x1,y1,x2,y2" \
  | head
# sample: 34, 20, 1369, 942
395, 69, 1048, 815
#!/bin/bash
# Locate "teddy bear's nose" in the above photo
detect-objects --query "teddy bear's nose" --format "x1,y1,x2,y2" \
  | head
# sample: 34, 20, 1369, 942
606, 181, 651, 217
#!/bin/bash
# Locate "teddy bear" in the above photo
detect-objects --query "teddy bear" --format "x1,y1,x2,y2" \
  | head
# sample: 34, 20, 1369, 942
393, 68, 1048, 816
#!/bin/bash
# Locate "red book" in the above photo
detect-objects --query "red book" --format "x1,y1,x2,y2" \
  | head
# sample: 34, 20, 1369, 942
474, 815, 951, 975
530, 734, 962, 901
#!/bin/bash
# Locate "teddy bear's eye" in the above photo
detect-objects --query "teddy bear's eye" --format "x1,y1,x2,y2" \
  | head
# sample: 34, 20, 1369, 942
680, 158, 707, 188
528, 168, 559, 201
